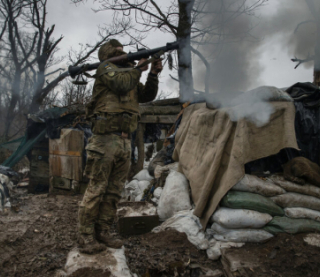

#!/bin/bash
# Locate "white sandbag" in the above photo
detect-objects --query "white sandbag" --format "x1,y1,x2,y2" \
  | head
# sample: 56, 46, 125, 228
153, 210, 209, 250
232, 174, 285, 197
157, 171, 191, 220
212, 207, 272, 229
151, 197, 159, 205
133, 169, 154, 181
135, 193, 144, 202
117, 202, 157, 218
0, 178, 10, 211
138, 180, 150, 192
124, 180, 150, 201
285, 207, 320, 222
151, 187, 163, 204
0, 173, 10, 186
271, 192, 320, 212
57, 247, 136, 277
154, 162, 179, 179
304, 234, 320, 248
211, 223, 273, 243
269, 175, 320, 198
206, 239, 245, 260
124, 180, 139, 200
153, 187, 163, 199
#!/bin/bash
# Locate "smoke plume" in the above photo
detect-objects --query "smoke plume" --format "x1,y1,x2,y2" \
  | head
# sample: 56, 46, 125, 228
191, 0, 318, 126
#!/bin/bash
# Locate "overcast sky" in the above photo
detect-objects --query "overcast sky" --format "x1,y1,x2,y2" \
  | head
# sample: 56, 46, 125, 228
46, 0, 315, 95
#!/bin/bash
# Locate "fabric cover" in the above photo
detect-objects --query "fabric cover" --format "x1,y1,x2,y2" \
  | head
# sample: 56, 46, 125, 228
173, 102, 298, 227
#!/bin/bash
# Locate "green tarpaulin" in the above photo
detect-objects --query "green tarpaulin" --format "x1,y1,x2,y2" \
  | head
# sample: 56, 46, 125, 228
1, 129, 47, 168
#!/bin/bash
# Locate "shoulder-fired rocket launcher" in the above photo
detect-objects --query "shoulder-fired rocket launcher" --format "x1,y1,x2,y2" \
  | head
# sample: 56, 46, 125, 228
68, 41, 179, 79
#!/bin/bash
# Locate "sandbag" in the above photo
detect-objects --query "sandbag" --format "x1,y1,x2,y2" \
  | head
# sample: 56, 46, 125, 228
60, 247, 133, 277
285, 207, 320, 222
133, 169, 154, 181
264, 216, 320, 234
153, 187, 163, 199
153, 210, 209, 250
125, 180, 150, 201
134, 181, 151, 201
148, 148, 167, 177
211, 223, 273, 243
232, 174, 285, 196
157, 171, 191, 220
271, 192, 320, 212
221, 191, 284, 216
212, 207, 272, 229
269, 175, 320, 198
151, 187, 163, 205
0, 173, 10, 185
206, 239, 245, 260
154, 162, 179, 179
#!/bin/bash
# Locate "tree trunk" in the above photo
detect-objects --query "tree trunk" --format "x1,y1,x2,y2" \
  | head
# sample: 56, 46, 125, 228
4, 71, 21, 140
314, 11, 320, 87
177, 0, 195, 102
28, 71, 69, 114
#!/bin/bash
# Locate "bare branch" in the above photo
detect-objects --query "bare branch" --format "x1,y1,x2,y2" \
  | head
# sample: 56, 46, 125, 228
291, 55, 315, 69
45, 68, 64, 77
294, 20, 316, 33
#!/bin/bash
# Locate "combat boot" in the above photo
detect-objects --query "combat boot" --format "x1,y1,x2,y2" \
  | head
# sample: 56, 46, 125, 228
78, 233, 106, 254
96, 230, 124, 248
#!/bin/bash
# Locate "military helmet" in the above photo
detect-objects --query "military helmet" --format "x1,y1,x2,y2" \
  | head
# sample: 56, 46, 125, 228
98, 39, 123, 61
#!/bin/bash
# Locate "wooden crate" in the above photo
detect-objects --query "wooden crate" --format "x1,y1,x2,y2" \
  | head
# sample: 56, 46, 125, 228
49, 129, 84, 183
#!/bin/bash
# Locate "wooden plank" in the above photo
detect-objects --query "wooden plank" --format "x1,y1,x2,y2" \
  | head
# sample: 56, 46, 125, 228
49, 129, 84, 181
139, 105, 181, 115
49, 129, 84, 153
139, 115, 177, 124
49, 155, 83, 181
49, 150, 81, 157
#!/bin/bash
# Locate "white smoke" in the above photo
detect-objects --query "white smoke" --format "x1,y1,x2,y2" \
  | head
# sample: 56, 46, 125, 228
205, 86, 292, 127
188, 0, 318, 126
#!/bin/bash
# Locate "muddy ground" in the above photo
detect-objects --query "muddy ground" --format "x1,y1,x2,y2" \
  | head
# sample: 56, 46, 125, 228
1, 192, 320, 277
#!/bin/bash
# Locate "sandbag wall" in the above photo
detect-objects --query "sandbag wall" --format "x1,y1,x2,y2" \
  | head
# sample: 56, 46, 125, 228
209, 174, 320, 243
123, 163, 191, 221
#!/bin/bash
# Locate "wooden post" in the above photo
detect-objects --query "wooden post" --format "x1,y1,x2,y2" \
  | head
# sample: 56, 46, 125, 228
127, 122, 146, 181
313, 8, 320, 87
136, 123, 146, 173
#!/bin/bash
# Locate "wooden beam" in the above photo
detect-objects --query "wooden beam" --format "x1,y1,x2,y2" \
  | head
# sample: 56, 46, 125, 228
136, 123, 145, 173
140, 97, 181, 106
139, 115, 177, 124
139, 105, 181, 115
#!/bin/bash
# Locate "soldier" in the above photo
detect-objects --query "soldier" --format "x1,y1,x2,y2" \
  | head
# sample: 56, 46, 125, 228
78, 39, 162, 254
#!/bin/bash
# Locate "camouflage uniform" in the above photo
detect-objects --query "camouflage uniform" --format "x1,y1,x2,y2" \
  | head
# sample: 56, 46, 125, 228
79, 40, 159, 236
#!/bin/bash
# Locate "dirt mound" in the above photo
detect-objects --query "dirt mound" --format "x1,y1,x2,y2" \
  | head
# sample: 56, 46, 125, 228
2, 192, 320, 277
225, 233, 320, 277
124, 230, 222, 276
0, 194, 81, 277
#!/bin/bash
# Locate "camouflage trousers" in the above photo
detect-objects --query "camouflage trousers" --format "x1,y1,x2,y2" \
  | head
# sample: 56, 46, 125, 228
78, 133, 131, 235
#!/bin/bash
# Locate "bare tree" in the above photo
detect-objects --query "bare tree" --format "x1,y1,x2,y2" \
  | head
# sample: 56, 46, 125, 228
71, 0, 267, 99
0, 0, 137, 140
291, 0, 320, 86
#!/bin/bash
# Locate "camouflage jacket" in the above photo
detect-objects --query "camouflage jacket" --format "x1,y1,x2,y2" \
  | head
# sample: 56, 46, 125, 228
86, 61, 159, 119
